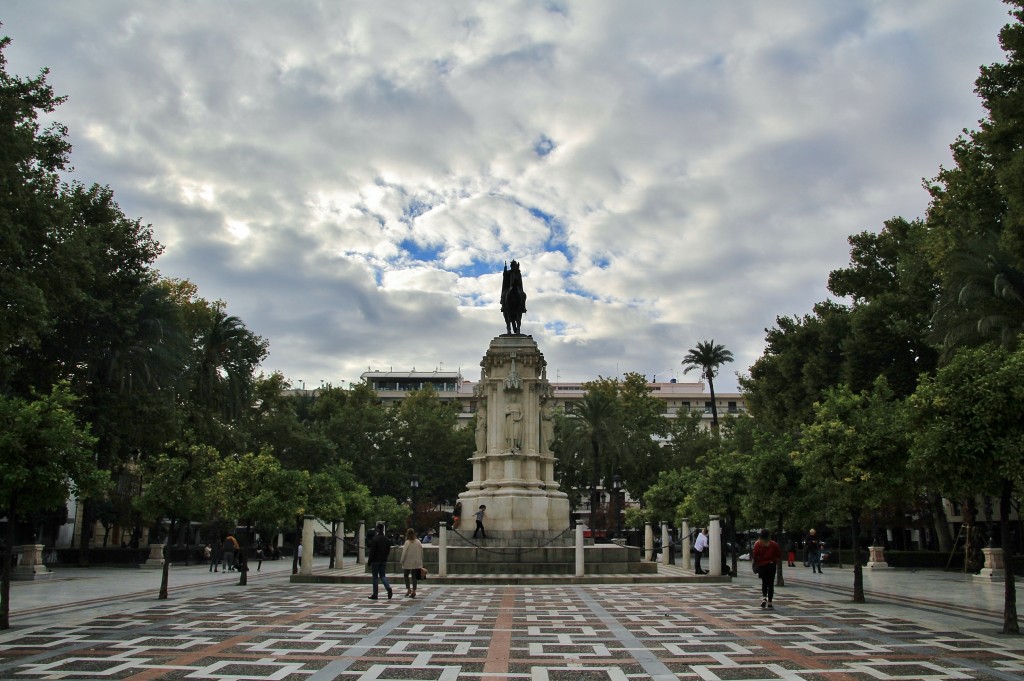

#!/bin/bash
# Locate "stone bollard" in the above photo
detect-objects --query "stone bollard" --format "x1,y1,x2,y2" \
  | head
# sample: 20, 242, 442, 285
334, 522, 345, 570
709, 515, 722, 577
439, 526, 448, 577
576, 524, 585, 577
661, 522, 671, 566
644, 523, 655, 561
681, 518, 691, 572
301, 515, 314, 576
358, 521, 366, 564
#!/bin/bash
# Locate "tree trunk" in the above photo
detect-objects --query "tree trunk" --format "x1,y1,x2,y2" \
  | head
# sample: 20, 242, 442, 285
159, 519, 176, 600
707, 375, 719, 432
851, 509, 865, 603
1000, 479, 1019, 635
77, 499, 94, 566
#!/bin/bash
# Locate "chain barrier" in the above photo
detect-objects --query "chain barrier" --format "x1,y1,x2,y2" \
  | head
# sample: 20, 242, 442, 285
446, 526, 575, 559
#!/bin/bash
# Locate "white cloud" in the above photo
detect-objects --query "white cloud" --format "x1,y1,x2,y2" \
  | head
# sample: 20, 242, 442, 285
1, 0, 1011, 390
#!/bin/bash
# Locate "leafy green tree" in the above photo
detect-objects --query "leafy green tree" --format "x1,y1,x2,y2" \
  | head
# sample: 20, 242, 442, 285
606, 373, 668, 497
794, 378, 909, 603
246, 373, 335, 471
393, 386, 473, 513
662, 411, 717, 472
642, 469, 694, 528
135, 443, 221, 599
312, 383, 402, 498
0, 35, 71, 388
0, 385, 106, 629
743, 301, 851, 433
681, 340, 733, 431
909, 343, 1023, 634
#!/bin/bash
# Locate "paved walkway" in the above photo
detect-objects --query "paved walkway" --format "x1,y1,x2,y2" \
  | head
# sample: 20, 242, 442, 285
1, 558, 1022, 680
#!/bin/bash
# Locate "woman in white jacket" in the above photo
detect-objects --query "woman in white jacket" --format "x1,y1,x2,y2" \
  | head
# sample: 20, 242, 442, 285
400, 528, 424, 598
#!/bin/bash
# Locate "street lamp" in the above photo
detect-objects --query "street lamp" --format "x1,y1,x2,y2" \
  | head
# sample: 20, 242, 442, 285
611, 474, 623, 539
409, 475, 420, 532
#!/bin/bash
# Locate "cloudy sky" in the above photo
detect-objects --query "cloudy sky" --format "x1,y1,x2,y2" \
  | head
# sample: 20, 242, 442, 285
3, 2, 1012, 392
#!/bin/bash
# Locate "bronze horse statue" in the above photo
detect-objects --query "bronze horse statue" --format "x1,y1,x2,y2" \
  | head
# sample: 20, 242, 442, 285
501, 260, 527, 334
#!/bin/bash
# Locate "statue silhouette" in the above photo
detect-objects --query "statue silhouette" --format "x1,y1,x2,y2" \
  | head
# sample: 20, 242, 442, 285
500, 260, 527, 334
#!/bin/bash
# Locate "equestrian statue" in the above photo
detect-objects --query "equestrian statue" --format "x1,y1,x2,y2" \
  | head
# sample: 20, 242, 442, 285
500, 260, 527, 335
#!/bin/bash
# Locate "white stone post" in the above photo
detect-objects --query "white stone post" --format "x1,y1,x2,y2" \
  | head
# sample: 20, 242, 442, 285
709, 515, 722, 577
439, 526, 448, 577
681, 518, 691, 572
576, 524, 585, 577
334, 522, 345, 570
301, 515, 314, 576
661, 522, 671, 565
357, 521, 366, 565
644, 522, 654, 561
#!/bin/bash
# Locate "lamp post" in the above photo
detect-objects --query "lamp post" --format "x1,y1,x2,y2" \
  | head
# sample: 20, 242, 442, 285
611, 474, 622, 539
409, 474, 420, 532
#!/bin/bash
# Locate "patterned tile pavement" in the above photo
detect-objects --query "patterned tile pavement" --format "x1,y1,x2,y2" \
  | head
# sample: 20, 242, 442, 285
2, 579, 1024, 680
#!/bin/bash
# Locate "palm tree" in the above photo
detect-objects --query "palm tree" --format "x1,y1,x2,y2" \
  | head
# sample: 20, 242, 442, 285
558, 390, 624, 532
681, 340, 734, 432
932, 233, 1024, 356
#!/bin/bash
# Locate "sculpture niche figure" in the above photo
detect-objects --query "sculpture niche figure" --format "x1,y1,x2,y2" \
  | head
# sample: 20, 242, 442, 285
501, 260, 528, 334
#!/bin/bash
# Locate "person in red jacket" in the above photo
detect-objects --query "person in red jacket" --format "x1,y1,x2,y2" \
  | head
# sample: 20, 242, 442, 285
752, 528, 781, 609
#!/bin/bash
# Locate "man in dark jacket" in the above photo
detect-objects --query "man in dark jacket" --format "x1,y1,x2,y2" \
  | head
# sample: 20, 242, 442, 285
367, 523, 393, 600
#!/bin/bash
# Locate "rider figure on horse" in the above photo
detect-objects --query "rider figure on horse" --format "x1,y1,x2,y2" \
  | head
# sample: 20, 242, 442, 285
501, 260, 527, 335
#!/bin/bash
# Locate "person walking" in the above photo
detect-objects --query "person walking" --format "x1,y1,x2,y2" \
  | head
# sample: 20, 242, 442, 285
804, 528, 822, 573
473, 505, 487, 539
222, 534, 238, 572
209, 540, 222, 572
752, 528, 782, 608
452, 501, 463, 530
786, 539, 796, 567
400, 528, 424, 598
367, 523, 394, 600
693, 527, 709, 574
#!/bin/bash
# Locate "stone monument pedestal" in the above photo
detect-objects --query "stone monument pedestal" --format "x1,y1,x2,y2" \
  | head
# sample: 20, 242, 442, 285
458, 334, 570, 541
865, 545, 890, 569
140, 542, 166, 569
976, 547, 1005, 580
11, 544, 54, 581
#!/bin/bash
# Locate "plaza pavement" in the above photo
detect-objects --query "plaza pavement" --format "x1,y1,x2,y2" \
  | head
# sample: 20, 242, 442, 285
1, 555, 1022, 680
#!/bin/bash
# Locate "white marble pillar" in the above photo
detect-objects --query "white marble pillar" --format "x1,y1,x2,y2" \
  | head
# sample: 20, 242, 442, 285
357, 521, 366, 565
709, 515, 722, 577
439, 526, 448, 577
576, 524, 585, 576
644, 523, 654, 561
661, 522, 671, 565
334, 522, 345, 570
681, 518, 691, 572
